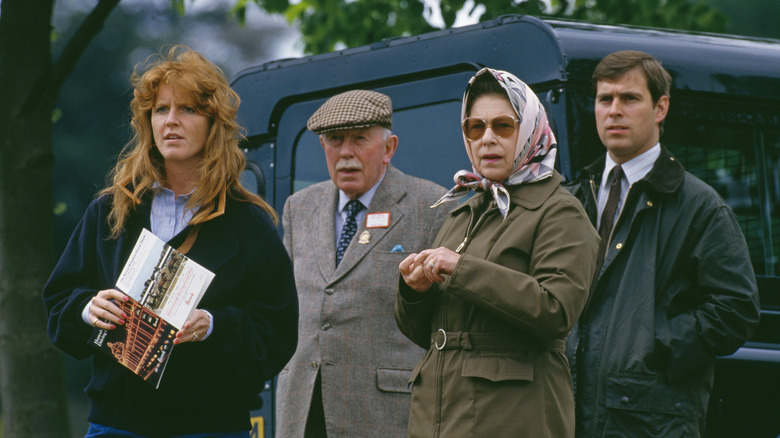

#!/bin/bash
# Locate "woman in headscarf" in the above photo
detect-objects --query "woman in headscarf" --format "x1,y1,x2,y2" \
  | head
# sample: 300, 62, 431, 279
396, 68, 599, 437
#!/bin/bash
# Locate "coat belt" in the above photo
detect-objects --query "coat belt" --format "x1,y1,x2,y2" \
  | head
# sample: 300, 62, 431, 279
430, 329, 565, 352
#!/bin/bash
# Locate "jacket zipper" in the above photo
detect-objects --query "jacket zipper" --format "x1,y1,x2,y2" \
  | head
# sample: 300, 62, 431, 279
454, 201, 494, 254
434, 200, 494, 435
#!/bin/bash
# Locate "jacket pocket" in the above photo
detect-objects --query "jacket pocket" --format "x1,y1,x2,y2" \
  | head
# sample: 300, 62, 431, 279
603, 373, 700, 437
461, 351, 533, 382
373, 250, 412, 262
376, 368, 413, 393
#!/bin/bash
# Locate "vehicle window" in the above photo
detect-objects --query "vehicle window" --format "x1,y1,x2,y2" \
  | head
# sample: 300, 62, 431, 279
665, 123, 780, 276
240, 140, 276, 207
390, 102, 468, 189
240, 161, 265, 198
292, 130, 328, 193
759, 128, 780, 275
291, 101, 467, 194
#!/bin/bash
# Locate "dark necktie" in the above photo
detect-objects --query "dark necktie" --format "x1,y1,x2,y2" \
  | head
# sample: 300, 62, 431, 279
593, 165, 623, 279
336, 200, 364, 265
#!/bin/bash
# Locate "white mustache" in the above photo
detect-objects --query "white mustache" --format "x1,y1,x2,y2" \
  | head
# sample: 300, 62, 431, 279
336, 159, 363, 171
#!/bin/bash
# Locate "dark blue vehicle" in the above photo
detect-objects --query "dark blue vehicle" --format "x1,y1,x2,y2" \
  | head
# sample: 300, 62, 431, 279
232, 15, 780, 438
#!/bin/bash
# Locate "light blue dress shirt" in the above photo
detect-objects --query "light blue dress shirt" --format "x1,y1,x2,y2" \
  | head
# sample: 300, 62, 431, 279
151, 185, 196, 242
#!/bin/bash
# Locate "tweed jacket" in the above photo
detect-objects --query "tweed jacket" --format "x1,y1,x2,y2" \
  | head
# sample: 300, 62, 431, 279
396, 171, 599, 438
276, 165, 447, 437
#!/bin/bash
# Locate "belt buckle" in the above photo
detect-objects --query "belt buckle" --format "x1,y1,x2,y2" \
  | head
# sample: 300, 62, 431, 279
434, 328, 447, 350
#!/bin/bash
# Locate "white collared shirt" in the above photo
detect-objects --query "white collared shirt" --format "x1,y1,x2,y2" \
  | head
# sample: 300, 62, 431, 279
596, 143, 661, 227
334, 172, 385, 244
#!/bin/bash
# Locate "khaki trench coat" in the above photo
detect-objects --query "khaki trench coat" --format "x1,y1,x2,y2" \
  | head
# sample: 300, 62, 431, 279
396, 172, 599, 438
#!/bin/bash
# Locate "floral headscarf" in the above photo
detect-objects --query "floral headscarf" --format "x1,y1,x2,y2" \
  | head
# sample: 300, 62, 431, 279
431, 67, 557, 218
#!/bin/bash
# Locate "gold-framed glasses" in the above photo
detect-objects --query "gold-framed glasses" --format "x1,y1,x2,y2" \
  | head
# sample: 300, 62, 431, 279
462, 116, 520, 141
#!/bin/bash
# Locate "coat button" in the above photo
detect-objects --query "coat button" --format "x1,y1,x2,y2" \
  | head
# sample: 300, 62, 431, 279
647, 201, 653, 207
675, 402, 682, 410
616, 243, 623, 250
321, 323, 332, 331
324, 288, 335, 295
620, 396, 630, 404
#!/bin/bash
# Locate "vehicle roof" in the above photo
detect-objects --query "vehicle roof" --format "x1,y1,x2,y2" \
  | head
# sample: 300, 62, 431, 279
232, 14, 780, 138
548, 18, 780, 99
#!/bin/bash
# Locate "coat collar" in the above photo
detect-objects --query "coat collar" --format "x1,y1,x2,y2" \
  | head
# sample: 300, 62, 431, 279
117, 177, 227, 224
121, 191, 236, 273
582, 145, 684, 194
314, 164, 408, 284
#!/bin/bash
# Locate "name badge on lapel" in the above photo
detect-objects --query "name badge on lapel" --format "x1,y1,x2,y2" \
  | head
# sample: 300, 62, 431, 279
366, 212, 390, 229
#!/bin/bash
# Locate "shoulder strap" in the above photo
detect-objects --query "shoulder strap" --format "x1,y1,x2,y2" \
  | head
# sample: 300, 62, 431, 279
176, 223, 202, 255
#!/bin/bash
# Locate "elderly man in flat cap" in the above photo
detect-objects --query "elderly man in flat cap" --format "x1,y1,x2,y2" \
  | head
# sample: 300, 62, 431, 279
275, 90, 448, 437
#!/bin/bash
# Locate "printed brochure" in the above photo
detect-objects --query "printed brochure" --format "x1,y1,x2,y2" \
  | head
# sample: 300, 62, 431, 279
88, 228, 214, 388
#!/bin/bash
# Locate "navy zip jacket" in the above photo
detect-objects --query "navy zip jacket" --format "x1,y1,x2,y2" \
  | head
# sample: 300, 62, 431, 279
43, 192, 298, 435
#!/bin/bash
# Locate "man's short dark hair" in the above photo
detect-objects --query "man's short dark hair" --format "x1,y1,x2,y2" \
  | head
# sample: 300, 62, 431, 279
592, 50, 672, 105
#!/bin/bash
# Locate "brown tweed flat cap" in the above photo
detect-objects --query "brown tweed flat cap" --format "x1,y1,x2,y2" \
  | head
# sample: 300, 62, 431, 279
307, 90, 392, 134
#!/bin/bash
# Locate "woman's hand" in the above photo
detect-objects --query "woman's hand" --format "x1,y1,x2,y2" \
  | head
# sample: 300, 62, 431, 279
400, 252, 434, 293
399, 247, 460, 292
89, 289, 129, 329
174, 309, 211, 344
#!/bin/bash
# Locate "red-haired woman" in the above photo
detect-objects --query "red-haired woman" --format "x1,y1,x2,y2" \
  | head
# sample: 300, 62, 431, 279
44, 46, 297, 437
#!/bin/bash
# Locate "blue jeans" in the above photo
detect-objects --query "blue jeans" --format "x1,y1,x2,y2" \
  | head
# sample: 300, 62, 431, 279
85, 423, 250, 438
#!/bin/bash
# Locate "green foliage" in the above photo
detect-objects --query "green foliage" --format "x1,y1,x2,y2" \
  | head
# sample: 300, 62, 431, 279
242, 0, 439, 53
568, 0, 728, 33
172, 0, 187, 15
230, 0, 250, 23
475, 0, 550, 21
53, 202, 68, 216
51, 107, 62, 124
239, 0, 729, 54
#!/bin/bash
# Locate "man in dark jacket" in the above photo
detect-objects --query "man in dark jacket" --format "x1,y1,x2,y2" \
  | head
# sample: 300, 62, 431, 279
565, 50, 760, 437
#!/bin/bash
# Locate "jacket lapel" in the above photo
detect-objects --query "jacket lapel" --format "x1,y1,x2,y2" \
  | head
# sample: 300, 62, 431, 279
330, 165, 406, 283
314, 185, 340, 281
588, 146, 682, 278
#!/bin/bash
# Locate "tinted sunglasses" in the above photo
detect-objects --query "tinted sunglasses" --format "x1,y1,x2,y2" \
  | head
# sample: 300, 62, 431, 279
462, 116, 520, 141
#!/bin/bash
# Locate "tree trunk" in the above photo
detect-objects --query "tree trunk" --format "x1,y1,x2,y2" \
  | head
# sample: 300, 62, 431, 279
0, 0, 121, 435
0, 1, 72, 436
0, 118, 70, 438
